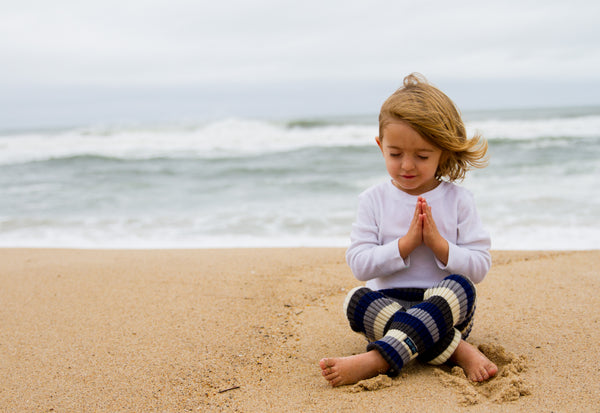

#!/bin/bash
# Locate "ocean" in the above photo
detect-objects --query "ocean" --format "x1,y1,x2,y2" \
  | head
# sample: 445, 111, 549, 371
1, 106, 599, 250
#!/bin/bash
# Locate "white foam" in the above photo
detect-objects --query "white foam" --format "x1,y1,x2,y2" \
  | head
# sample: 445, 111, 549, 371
467, 115, 600, 140
3, 113, 600, 165
489, 225, 599, 250
0, 119, 376, 165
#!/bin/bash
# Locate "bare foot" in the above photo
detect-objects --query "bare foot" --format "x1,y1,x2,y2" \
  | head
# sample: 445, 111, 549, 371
450, 339, 498, 382
319, 350, 390, 387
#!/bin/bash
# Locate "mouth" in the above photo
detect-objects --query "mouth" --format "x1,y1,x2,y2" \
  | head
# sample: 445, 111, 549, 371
401, 175, 416, 179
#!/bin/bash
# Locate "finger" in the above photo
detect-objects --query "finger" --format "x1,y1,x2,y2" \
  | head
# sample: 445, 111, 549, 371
423, 210, 434, 232
412, 202, 422, 222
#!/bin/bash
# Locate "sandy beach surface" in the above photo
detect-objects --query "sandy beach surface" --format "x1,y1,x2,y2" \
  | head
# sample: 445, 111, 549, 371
1, 248, 599, 412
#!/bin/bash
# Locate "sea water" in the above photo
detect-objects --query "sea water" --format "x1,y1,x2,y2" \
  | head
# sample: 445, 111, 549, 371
1, 106, 599, 249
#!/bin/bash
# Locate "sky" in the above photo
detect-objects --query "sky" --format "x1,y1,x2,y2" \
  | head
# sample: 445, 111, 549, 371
2, 0, 600, 128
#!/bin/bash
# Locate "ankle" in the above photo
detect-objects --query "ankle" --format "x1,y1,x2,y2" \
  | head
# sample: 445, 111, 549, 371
366, 349, 390, 374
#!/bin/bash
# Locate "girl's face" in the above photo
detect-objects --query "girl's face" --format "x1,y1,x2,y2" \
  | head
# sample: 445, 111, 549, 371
376, 121, 443, 196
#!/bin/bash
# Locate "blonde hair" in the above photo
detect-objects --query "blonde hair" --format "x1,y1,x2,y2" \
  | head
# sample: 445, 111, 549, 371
379, 73, 488, 181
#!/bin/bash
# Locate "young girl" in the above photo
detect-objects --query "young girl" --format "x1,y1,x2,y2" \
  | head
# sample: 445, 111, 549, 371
319, 73, 498, 387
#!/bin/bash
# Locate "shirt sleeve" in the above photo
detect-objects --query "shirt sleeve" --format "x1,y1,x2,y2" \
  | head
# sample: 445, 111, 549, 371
345, 193, 409, 282
435, 190, 491, 283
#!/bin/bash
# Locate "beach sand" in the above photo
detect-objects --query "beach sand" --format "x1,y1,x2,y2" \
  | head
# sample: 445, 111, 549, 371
1, 248, 599, 412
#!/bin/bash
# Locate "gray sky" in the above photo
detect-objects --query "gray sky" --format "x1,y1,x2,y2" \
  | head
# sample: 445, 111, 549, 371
2, 0, 600, 126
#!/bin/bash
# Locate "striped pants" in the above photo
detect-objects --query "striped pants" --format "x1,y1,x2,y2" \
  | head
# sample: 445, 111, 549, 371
343, 274, 476, 376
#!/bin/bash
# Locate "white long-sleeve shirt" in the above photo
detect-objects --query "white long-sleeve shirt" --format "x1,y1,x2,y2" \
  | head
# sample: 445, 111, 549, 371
346, 180, 491, 290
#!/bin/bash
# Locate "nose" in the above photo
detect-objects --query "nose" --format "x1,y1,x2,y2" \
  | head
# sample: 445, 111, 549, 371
400, 156, 415, 171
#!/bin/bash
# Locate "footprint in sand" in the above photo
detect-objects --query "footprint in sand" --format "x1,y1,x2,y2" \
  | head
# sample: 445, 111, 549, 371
434, 343, 531, 406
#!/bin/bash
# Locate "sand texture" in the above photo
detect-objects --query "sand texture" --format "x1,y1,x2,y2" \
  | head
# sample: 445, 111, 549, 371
1, 248, 599, 412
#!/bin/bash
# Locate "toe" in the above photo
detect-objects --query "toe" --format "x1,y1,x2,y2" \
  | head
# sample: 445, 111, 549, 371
330, 376, 343, 387
323, 368, 338, 381
480, 368, 489, 381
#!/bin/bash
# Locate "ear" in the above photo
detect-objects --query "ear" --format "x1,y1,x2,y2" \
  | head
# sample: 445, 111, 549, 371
375, 136, 383, 152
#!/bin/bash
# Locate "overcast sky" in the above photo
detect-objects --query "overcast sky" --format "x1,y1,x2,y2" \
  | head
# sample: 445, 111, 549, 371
2, 0, 600, 127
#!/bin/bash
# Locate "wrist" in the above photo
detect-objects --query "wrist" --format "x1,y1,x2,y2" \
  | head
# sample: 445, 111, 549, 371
432, 238, 449, 265
398, 237, 415, 260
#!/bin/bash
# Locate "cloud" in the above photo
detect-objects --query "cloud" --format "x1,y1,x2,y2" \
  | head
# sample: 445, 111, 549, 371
1, 0, 599, 128
2, 0, 599, 87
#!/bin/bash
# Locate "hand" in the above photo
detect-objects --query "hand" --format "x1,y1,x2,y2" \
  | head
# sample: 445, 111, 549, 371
398, 198, 425, 259
398, 197, 449, 265
420, 198, 449, 265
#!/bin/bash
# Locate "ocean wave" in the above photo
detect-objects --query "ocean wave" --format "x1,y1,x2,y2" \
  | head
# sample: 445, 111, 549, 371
1, 112, 600, 165
2, 109, 599, 250
0, 119, 377, 165
467, 115, 600, 140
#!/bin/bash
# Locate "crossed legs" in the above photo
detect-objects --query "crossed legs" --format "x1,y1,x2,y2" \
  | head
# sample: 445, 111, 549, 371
320, 274, 497, 386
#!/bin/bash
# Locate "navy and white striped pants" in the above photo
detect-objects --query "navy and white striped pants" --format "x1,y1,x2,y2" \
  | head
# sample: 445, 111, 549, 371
343, 274, 477, 376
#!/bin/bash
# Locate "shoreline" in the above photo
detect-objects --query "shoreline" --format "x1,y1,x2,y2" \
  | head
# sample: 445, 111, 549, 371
1, 248, 599, 411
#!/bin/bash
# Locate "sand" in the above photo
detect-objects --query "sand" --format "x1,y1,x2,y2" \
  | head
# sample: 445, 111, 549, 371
1, 248, 599, 412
